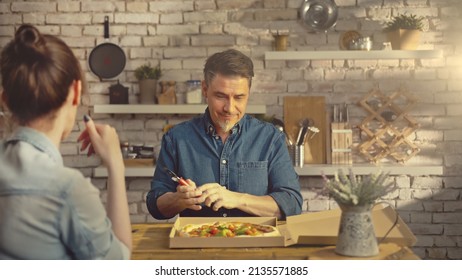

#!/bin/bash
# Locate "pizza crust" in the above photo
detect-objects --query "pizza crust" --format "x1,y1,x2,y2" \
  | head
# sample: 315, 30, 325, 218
177, 221, 280, 238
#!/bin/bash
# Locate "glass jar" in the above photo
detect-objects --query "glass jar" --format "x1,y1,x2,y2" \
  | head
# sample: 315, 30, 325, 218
120, 141, 130, 158
185, 80, 202, 104
142, 144, 154, 152
132, 142, 144, 157
139, 144, 154, 158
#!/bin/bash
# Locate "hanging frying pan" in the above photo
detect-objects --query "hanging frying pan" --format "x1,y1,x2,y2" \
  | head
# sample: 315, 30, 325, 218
88, 16, 126, 80
300, 0, 338, 33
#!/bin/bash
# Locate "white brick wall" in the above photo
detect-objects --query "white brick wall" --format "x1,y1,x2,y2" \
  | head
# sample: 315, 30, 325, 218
1, 0, 462, 260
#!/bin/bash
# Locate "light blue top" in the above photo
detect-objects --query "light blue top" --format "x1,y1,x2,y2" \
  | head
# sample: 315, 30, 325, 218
147, 109, 302, 220
0, 127, 129, 260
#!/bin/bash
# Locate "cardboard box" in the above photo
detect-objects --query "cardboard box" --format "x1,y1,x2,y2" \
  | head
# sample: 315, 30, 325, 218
169, 217, 285, 248
169, 205, 416, 248
286, 204, 416, 247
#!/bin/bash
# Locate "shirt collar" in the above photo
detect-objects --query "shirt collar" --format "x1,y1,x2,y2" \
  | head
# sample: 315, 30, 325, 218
202, 108, 243, 136
6, 126, 64, 166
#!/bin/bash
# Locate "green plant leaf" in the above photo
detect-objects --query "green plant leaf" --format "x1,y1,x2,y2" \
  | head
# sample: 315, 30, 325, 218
135, 63, 162, 80
323, 168, 396, 206
383, 13, 424, 32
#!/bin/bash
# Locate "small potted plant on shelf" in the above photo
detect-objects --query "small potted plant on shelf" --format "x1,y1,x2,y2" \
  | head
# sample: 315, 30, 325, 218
322, 168, 396, 257
383, 13, 425, 50
135, 63, 161, 104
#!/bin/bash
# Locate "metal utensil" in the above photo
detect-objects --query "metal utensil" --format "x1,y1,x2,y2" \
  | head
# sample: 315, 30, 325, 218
300, 0, 338, 33
308, 126, 320, 139
297, 118, 311, 145
161, 164, 188, 186
345, 103, 349, 123
88, 16, 126, 80
349, 36, 373, 51
333, 104, 338, 122
296, 126, 304, 146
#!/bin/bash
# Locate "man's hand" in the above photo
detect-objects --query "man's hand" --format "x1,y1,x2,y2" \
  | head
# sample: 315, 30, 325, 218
174, 179, 204, 211
198, 183, 243, 211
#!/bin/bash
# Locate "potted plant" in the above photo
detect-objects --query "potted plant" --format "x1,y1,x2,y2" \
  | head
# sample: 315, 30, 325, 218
383, 13, 425, 50
135, 63, 161, 104
322, 169, 396, 257
323, 169, 395, 207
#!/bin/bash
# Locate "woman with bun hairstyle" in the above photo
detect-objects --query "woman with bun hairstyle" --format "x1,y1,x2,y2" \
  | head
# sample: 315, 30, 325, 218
0, 24, 131, 259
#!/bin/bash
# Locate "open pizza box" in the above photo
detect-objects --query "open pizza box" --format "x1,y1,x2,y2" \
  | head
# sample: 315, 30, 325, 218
169, 204, 416, 248
169, 216, 284, 248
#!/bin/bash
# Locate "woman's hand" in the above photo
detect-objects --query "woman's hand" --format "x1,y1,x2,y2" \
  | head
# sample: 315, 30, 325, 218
78, 115, 123, 167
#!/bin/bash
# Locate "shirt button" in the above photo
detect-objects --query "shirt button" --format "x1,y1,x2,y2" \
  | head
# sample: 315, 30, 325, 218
215, 136, 219, 140
223, 213, 228, 217
221, 159, 227, 165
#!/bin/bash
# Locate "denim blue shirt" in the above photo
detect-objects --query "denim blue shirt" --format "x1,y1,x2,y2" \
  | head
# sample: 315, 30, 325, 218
146, 109, 302, 220
0, 127, 129, 259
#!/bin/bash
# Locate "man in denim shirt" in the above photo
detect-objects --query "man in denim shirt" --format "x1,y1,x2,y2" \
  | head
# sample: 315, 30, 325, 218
147, 49, 302, 220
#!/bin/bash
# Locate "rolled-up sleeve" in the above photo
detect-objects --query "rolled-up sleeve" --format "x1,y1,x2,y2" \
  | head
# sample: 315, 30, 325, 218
267, 134, 303, 219
146, 133, 179, 220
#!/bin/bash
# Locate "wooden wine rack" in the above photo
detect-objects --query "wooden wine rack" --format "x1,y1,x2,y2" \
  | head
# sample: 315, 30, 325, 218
358, 87, 420, 164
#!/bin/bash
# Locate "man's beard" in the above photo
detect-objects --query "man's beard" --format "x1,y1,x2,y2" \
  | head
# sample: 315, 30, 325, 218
218, 120, 234, 133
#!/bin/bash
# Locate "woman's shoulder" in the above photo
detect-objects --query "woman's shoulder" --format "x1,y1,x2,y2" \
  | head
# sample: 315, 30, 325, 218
61, 167, 98, 192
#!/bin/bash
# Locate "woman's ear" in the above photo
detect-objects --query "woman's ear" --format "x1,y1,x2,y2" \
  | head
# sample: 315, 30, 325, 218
0, 90, 10, 113
71, 80, 82, 106
1, 90, 6, 105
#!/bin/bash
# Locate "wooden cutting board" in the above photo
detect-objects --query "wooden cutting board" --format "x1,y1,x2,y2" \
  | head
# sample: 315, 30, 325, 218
284, 96, 327, 164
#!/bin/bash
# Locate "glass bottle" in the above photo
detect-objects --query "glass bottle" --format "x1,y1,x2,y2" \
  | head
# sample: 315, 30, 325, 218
185, 80, 202, 104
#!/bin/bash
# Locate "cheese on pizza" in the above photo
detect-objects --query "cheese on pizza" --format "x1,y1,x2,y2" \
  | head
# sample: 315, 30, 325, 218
177, 221, 280, 237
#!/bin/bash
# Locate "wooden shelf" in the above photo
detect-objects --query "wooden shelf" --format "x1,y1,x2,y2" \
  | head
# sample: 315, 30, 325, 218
93, 104, 266, 114
295, 164, 443, 176
94, 166, 153, 177
265, 50, 443, 60
93, 164, 443, 178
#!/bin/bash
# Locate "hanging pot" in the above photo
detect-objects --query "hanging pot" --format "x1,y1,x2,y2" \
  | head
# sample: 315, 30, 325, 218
300, 0, 338, 33
88, 16, 126, 80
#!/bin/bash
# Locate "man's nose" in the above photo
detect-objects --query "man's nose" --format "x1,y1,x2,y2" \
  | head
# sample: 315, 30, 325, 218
224, 99, 235, 113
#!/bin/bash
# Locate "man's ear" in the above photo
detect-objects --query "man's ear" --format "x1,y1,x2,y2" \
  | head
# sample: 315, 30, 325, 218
201, 80, 208, 99
71, 80, 81, 106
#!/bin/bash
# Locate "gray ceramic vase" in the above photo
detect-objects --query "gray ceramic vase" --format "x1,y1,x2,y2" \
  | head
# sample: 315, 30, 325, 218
335, 204, 379, 257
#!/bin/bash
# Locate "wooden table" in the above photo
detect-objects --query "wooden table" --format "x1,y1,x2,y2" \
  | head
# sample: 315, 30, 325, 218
131, 223, 420, 260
